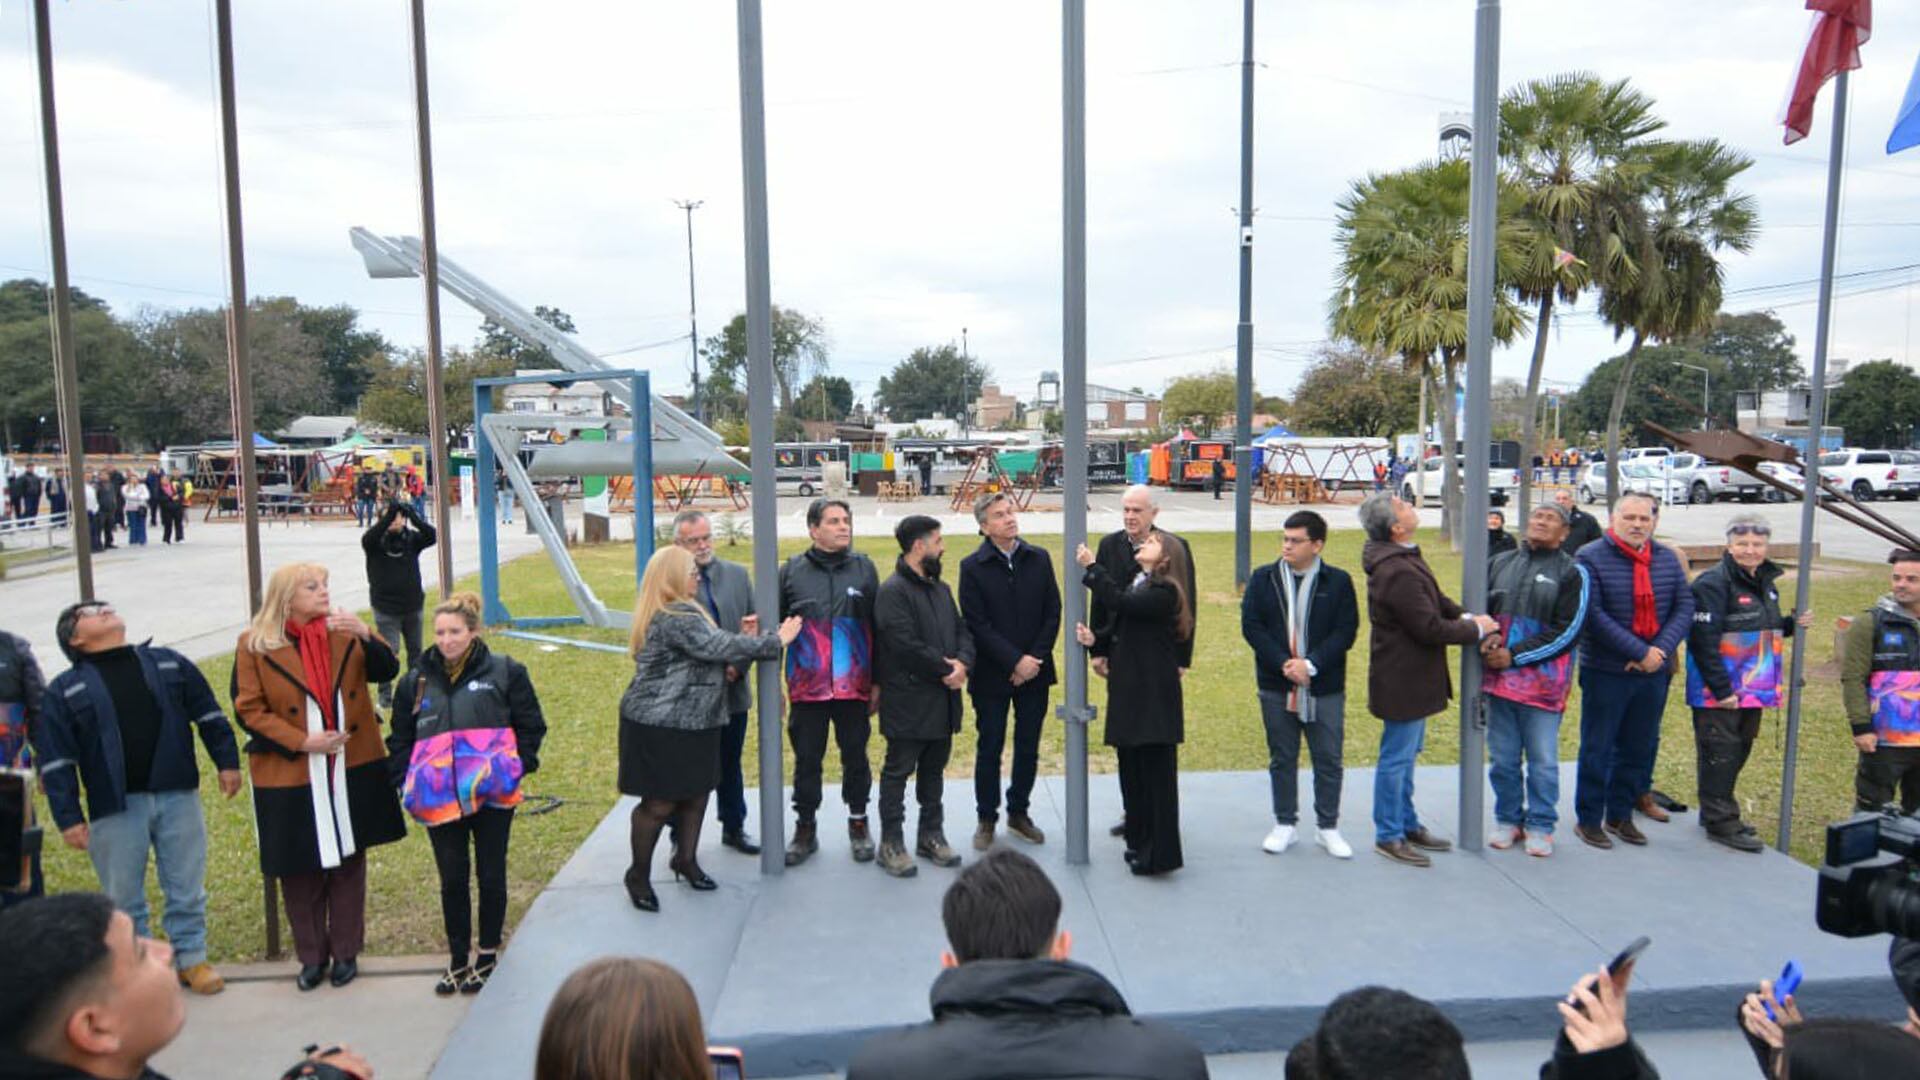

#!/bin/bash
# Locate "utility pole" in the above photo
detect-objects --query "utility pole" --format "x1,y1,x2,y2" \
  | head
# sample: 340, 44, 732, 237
675, 199, 705, 421
961, 327, 971, 436
1232, 0, 1255, 590
408, 0, 454, 599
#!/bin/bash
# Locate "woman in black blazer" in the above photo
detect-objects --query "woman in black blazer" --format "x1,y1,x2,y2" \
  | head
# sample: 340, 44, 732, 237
1074, 534, 1193, 875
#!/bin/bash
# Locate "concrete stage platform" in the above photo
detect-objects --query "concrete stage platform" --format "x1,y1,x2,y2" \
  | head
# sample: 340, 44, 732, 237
433, 766, 1902, 1078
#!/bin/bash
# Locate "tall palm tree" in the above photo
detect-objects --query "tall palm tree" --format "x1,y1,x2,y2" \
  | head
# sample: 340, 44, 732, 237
1500, 73, 1661, 516
1597, 138, 1757, 506
1331, 158, 1530, 544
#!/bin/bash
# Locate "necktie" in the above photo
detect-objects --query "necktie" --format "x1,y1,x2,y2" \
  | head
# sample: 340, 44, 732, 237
700, 567, 721, 622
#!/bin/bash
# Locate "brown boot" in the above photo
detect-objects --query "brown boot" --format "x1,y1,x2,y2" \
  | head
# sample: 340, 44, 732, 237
973, 820, 995, 851
848, 816, 876, 863
785, 820, 819, 866
178, 963, 225, 995
1007, 814, 1047, 845
1405, 827, 1452, 853
1606, 818, 1648, 846
917, 832, 963, 868
877, 838, 918, 877
1635, 793, 1670, 823
1575, 823, 1613, 849
1373, 839, 1431, 867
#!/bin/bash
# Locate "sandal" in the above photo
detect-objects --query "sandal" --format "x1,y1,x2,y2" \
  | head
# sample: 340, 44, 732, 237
436, 965, 469, 997
461, 953, 497, 995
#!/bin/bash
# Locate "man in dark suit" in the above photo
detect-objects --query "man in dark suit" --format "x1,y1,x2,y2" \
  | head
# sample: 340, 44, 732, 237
1556, 488, 1603, 554
1091, 485, 1195, 835
959, 493, 1061, 851
1240, 510, 1359, 859
673, 509, 763, 855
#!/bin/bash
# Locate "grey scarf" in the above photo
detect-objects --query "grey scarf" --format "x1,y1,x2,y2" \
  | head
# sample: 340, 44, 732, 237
1278, 557, 1320, 723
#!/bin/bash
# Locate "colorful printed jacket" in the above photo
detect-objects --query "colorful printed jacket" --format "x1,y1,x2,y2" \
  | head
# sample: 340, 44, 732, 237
0, 631, 45, 770
1685, 554, 1791, 709
778, 546, 879, 703
1483, 543, 1589, 712
386, 641, 545, 827
1843, 597, 1920, 748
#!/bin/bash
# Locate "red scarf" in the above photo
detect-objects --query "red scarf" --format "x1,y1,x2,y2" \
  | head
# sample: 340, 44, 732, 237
285, 618, 338, 731
1607, 529, 1659, 639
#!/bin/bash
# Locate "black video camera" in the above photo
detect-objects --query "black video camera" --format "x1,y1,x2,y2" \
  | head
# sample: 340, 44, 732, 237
0, 768, 41, 893
1816, 807, 1920, 938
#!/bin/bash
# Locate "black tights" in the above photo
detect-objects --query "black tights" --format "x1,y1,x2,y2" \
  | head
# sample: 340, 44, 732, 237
427, 807, 513, 967
626, 793, 709, 897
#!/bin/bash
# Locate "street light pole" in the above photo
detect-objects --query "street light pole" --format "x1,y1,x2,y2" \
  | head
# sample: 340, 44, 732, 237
961, 327, 970, 437
1675, 361, 1711, 428
1232, 0, 1255, 591
674, 199, 705, 422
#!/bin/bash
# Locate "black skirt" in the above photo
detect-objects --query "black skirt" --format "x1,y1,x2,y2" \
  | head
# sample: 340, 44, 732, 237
618, 722, 720, 801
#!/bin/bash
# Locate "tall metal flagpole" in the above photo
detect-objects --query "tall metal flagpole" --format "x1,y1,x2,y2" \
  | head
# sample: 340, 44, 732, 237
1779, 69, 1848, 854
675, 199, 705, 422
1456, 0, 1501, 852
1232, 0, 1255, 590
30, 0, 93, 601
737, 0, 785, 876
409, 0, 454, 599
212, 0, 275, 959
1060, 0, 1092, 866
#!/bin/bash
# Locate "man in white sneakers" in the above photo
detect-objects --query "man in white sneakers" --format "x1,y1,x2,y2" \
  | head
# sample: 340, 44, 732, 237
1240, 511, 1359, 859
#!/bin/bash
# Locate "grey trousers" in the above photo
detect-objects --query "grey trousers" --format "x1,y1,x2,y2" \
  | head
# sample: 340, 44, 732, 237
374, 607, 423, 702
1258, 689, 1346, 829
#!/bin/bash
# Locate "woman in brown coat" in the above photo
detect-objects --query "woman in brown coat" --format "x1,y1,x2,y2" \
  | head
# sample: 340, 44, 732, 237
232, 561, 406, 990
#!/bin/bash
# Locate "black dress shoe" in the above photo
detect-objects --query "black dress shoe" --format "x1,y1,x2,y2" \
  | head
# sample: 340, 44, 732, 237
626, 872, 660, 912
1109, 818, 1128, 837
328, 959, 358, 987
721, 830, 762, 855
296, 964, 326, 991
671, 859, 718, 891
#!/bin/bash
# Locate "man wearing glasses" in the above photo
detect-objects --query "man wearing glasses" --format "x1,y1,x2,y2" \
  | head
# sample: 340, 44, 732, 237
30, 602, 242, 994
671, 509, 763, 855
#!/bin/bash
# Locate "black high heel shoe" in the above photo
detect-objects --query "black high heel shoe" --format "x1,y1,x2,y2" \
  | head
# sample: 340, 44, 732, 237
670, 858, 718, 891
625, 870, 661, 912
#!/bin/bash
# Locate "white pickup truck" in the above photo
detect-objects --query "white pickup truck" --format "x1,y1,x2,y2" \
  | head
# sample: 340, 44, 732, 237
1399, 456, 1517, 507
1815, 448, 1920, 502
1665, 453, 1766, 504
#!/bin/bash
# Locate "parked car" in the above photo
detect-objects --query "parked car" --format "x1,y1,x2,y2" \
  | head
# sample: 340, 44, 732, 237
1399, 455, 1515, 507
1665, 452, 1766, 504
1619, 461, 1688, 505
1815, 448, 1920, 502
1576, 460, 1616, 505
1757, 461, 1803, 502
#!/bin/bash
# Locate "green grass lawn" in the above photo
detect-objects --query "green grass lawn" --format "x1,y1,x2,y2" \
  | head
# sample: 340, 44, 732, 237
38, 527, 1885, 962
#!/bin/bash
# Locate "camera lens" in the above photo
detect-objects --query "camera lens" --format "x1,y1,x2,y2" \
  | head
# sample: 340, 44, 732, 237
1865, 868, 1920, 939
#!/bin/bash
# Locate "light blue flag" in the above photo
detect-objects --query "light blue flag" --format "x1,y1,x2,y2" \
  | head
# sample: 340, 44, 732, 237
1892, 51, 1920, 154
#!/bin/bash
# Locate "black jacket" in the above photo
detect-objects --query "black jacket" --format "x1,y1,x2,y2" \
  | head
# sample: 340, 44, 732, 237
846, 959, 1207, 1080
1084, 564, 1185, 748
875, 558, 975, 741
0, 1047, 170, 1079
778, 546, 881, 703
1487, 543, 1590, 665
1686, 554, 1792, 704
957, 537, 1061, 698
0, 630, 46, 768
1538, 1031, 1661, 1079
1240, 559, 1358, 697
1489, 527, 1518, 557
1565, 507, 1604, 555
1091, 529, 1196, 669
387, 639, 547, 783
361, 501, 437, 615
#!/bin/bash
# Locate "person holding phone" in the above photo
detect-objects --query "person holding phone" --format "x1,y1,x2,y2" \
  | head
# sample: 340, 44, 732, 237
0, 627, 45, 905
232, 563, 408, 991
362, 495, 437, 710
1538, 949, 1661, 1079
1074, 533, 1193, 877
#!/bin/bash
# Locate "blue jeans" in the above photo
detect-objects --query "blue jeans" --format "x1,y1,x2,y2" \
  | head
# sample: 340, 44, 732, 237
1373, 718, 1427, 844
1575, 668, 1671, 828
1486, 696, 1562, 834
716, 710, 749, 833
496, 488, 514, 524
87, 790, 209, 968
127, 513, 147, 545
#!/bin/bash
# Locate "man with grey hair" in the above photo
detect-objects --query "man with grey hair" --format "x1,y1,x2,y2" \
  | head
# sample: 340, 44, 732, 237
960, 492, 1061, 850
1091, 485, 1196, 837
673, 509, 763, 855
1357, 493, 1497, 866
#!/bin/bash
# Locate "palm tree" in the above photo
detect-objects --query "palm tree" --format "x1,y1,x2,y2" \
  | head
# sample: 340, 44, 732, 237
1501, 74, 1662, 515
1331, 158, 1530, 545
1597, 138, 1757, 506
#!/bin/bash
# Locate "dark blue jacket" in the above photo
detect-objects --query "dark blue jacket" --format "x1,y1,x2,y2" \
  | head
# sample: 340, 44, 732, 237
958, 537, 1062, 698
31, 645, 239, 831
1240, 559, 1358, 697
1574, 537, 1694, 677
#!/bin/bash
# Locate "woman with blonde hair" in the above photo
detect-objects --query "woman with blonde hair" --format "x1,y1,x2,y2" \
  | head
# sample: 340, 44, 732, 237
232, 562, 406, 990
388, 591, 546, 996
619, 545, 800, 912
534, 957, 712, 1080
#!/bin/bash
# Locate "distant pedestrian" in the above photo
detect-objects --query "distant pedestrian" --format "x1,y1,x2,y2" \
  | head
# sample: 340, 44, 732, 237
144, 466, 163, 526
353, 467, 378, 528
46, 468, 68, 519
121, 475, 150, 546
1210, 456, 1225, 500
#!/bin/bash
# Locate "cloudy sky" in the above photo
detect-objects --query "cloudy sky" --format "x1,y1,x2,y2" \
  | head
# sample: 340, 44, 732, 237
3, 1, 1918, 411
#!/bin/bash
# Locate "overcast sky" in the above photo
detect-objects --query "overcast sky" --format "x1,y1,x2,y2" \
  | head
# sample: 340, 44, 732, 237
3, 1, 1918, 411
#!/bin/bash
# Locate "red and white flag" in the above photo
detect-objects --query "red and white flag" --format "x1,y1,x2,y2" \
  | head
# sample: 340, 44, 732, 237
1781, 0, 1872, 144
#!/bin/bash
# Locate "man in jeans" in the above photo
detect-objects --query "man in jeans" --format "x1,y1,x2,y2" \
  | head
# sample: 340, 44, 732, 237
958, 492, 1059, 851
1572, 491, 1693, 850
1482, 503, 1589, 858
673, 509, 762, 854
31, 601, 242, 995
1357, 493, 1496, 867
779, 499, 881, 866
1240, 510, 1358, 859
363, 495, 437, 708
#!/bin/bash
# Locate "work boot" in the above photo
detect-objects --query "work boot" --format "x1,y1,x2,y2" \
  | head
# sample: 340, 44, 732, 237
973, 820, 995, 851
785, 820, 818, 867
848, 816, 876, 863
1708, 828, 1765, 853
1007, 814, 1047, 845
1605, 818, 1648, 846
1635, 792, 1670, 823
877, 837, 917, 878
917, 832, 962, 868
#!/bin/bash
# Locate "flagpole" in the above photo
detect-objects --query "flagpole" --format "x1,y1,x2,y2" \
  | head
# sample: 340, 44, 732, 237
1779, 68, 1848, 855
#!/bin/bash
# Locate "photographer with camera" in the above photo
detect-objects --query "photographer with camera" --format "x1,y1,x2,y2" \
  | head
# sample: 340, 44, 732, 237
1841, 550, 1920, 815
362, 494, 437, 710
0, 628, 45, 905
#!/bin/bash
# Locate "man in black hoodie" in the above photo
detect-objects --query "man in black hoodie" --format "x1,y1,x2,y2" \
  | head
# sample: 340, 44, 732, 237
362, 496, 437, 708
846, 850, 1206, 1080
